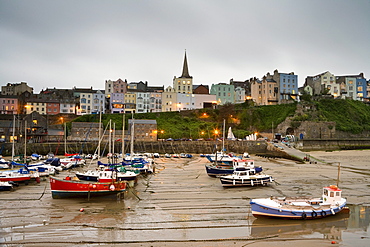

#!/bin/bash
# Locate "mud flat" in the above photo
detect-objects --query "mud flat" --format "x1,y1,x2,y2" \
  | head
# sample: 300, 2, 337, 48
1, 150, 369, 246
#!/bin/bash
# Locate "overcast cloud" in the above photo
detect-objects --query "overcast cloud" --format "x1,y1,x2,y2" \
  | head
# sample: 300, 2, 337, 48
1, 0, 369, 93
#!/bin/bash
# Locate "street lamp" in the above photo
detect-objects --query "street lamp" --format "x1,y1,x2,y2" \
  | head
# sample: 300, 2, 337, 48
214, 129, 219, 140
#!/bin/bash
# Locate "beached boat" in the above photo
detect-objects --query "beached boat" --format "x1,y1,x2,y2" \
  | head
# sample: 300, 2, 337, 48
60, 156, 85, 169
0, 181, 13, 191
205, 151, 237, 164
76, 165, 138, 182
219, 167, 273, 187
49, 176, 127, 199
205, 158, 262, 177
250, 185, 347, 219
11, 161, 55, 177
0, 156, 9, 169
0, 170, 31, 182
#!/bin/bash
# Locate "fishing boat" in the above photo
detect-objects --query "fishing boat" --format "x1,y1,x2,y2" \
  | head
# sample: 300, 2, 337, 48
205, 158, 262, 177
219, 167, 273, 187
250, 185, 347, 219
49, 176, 127, 199
0, 181, 14, 191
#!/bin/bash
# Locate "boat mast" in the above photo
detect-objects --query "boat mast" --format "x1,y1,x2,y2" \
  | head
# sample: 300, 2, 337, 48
108, 119, 112, 162
130, 114, 134, 161
97, 103, 102, 159
24, 121, 27, 162
222, 119, 226, 152
64, 122, 67, 155
121, 114, 125, 158
337, 162, 341, 187
11, 115, 15, 161
112, 122, 115, 155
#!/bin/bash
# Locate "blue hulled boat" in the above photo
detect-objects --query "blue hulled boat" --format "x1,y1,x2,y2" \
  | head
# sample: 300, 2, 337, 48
250, 185, 347, 219
205, 158, 262, 177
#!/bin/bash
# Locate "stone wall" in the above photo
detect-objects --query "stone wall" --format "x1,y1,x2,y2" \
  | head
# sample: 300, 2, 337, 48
1, 140, 268, 157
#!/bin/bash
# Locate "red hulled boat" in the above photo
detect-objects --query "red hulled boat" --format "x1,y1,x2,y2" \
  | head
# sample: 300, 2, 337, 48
0, 172, 31, 182
49, 176, 127, 199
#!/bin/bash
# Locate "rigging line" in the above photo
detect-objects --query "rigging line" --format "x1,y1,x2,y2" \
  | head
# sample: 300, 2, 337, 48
88, 122, 110, 167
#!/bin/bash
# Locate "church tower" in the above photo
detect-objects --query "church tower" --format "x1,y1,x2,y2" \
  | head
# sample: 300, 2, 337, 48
173, 50, 193, 94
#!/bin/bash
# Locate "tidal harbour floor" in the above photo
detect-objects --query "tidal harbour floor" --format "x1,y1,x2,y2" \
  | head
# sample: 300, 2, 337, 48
1, 150, 370, 247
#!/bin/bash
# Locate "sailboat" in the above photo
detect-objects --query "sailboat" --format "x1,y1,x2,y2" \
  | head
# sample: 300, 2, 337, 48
205, 119, 237, 163
122, 115, 154, 174
227, 127, 236, 140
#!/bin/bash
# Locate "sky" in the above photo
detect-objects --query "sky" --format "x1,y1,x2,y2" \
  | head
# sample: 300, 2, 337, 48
1, 0, 370, 93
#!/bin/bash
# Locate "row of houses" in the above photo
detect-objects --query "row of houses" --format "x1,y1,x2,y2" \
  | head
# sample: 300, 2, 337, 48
1, 52, 369, 116
0, 112, 157, 144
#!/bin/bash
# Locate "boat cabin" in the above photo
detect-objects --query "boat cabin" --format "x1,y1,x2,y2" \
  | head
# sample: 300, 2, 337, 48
232, 159, 255, 169
234, 167, 256, 176
322, 185, 342, 205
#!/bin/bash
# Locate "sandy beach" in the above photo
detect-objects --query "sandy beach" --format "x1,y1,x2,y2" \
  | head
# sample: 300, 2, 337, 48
1, 149, 369, 246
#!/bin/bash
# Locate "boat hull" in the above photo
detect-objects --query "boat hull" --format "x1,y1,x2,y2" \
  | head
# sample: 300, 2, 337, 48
220, 176, 273, 187
0, 182, 13, 191
0, 174, 31, 182
250, 199, 347, 219
205, 164, 263, 177
49, 176, 126, 199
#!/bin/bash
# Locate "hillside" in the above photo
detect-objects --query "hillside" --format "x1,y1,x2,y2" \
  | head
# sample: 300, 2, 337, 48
70, 99, 370, 139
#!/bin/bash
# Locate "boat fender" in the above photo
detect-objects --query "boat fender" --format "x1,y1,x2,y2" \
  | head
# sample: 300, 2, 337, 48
301, 213, 307, 219
311, 211, 317, 218
110, 184, 115, 191
331, 208, 335, 215
251, 180, 254, 186
321, 210, 327, 217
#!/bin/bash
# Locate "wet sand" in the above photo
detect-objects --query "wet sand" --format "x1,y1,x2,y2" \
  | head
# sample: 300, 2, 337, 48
1, 149, 369, 246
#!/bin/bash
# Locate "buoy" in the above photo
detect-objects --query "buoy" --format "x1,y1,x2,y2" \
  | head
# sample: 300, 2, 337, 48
80, 208, 84, 212
331, 240, 337, 244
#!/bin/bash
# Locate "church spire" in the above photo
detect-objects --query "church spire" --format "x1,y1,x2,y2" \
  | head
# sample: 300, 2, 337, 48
180, 50, 192, 78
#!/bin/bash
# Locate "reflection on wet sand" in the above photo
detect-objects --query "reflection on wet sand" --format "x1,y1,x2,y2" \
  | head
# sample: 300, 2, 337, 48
250, 204, 370, 243
251, 210, 349, 240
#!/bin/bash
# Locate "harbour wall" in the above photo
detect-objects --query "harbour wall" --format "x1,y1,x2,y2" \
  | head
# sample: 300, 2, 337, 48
2, 139, 370, 158
1, 140, 268, 157
297, 138, 370, 151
